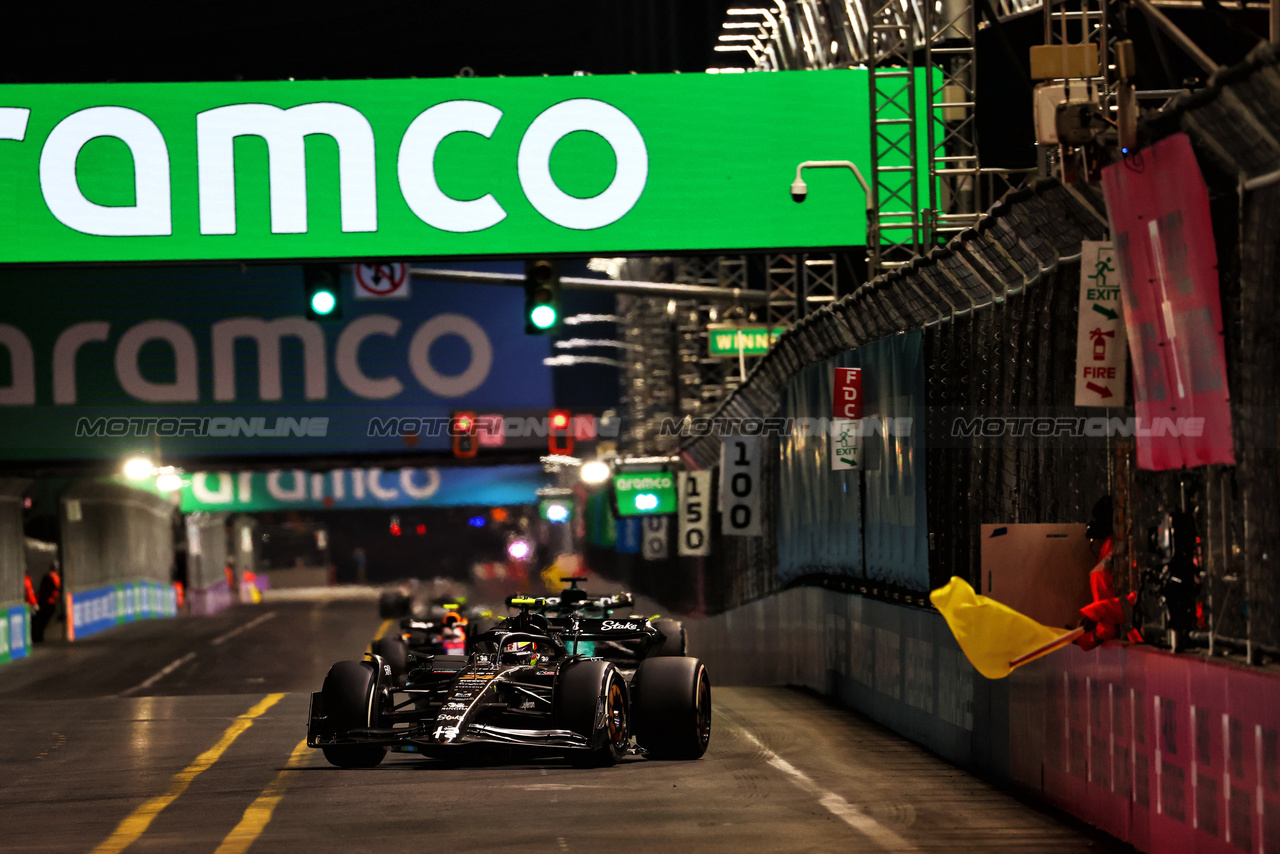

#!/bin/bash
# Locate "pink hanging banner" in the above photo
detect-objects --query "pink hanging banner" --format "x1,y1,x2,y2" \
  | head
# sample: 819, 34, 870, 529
1100, 133, 1235, 470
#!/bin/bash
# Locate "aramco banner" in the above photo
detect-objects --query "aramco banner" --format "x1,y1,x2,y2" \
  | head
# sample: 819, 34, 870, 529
1101, 133, 1235, 470
178, 464, 548, 512
0, 70, 917, 263
0, 263, 552, 460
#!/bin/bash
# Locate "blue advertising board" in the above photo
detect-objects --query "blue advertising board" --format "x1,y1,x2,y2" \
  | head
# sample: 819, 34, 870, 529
69, 585, 117, 640
69, 581, 178, 641
616, 517, 642, 554
1, 606, 29, 663
180, 464, 548, 511
0, 262, 553, 460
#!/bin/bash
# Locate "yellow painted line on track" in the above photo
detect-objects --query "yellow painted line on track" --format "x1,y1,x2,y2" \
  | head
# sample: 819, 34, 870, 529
90, 693, 285, 854
366, 618, 394, 654
213, 738, 311, 854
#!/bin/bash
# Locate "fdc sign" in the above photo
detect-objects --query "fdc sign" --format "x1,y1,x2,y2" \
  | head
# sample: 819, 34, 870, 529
0, 71, 917, 263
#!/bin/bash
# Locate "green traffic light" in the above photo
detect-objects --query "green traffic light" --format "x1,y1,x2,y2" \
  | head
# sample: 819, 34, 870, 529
530, 304, 557, 329
310, 289, 337, 316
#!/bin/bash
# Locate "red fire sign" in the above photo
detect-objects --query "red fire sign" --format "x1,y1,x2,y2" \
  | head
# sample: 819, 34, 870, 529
833, 368, 863, 420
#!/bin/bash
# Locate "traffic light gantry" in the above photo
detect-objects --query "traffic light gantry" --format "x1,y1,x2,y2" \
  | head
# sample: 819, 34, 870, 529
524, 259, 560, 334
304, 264, 342, 320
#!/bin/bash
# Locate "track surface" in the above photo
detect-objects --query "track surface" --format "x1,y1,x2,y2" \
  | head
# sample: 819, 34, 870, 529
0, 596, 1129, 853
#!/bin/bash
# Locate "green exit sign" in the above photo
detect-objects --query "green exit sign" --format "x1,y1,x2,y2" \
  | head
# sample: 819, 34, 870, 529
707, 325, 788, 358
613, 471, 676, 516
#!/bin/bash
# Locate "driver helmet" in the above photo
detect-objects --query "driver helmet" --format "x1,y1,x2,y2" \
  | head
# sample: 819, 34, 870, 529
503, 640, 539, 665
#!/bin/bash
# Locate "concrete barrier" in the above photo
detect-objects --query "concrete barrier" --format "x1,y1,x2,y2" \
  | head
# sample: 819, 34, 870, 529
66, 580, 178, 641
689, 587, 1280, 854
0, 480, 31, 663
188, 583, 235, 617
0, 606, 30, 663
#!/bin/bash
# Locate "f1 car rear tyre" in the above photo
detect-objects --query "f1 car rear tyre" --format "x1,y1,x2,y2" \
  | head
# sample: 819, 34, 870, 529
320, 660, 386, 768
371, 635, 409, 686
646, 618, 687, 657
556, 660, 629, 767
632, 657, 711, 760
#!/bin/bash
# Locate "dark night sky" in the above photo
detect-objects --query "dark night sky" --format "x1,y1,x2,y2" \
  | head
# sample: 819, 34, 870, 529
5, 1, 1265, 178
6, 1, 1266, 170
2, 1, 738, 84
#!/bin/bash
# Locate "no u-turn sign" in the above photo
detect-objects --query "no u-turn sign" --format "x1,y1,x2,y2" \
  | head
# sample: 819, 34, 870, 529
354, 263, 410, 299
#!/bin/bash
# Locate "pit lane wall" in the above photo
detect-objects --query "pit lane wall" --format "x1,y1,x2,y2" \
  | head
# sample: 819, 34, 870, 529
0, 607, 30, 664
0, 479, 31, 665
61, 481, 179, 639
185, 511, 234, 616
690, 588, 1280, 854
66, 581, 179, 641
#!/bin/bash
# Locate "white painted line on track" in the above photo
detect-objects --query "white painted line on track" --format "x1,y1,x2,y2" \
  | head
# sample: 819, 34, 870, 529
510, 784, 607, 791
726, 718, 917, 852
260, 586, 380, 602
211, 611, 277, 646
120, 652, 196, 697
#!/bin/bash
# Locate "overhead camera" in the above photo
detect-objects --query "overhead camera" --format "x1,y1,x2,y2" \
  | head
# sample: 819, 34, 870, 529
790, 178, 808, 203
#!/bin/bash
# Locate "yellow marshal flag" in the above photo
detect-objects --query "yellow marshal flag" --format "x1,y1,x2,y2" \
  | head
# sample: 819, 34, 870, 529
930, 577, 1079, 679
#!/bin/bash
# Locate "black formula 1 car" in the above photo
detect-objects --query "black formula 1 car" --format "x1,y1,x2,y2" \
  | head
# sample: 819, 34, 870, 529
376, 578, 469, 620
381, 602, 471, 660
537, 577, 688, 665
308, 599, 711, 768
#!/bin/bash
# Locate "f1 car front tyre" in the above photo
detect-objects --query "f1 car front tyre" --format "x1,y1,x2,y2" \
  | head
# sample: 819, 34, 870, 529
632, 657, 711, 760
371, 635, 409, 686
556, 660, 630, 767
320, 660, 386, 768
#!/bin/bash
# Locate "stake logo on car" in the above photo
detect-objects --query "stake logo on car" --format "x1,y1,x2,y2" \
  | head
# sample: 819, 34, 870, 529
600, 620, 642, 632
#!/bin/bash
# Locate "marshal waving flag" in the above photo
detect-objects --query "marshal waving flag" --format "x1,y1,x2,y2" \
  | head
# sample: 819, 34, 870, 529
930, 577, 1083, 680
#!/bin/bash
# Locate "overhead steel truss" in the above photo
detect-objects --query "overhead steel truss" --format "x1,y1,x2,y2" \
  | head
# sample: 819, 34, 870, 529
765, 251, 838, 328
868, 0, 925, 271
608, 0, 1125, 455
717, 0, 1199, 71
720, 0, 995, 275
927, 0, 982, 240
676, 256, 751, 416
615, 259, 678, 456
766, 253, 801, 328
1044, 0, 1113, 109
